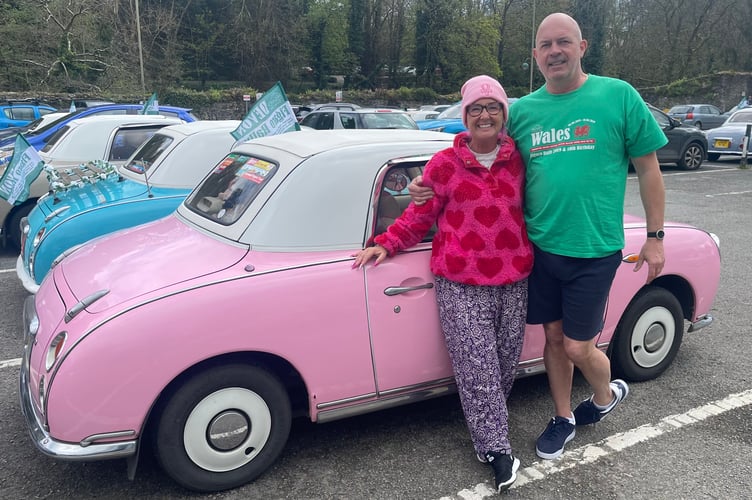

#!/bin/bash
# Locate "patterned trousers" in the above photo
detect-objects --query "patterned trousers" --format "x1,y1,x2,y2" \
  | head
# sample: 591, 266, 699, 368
434, 275, 528, 456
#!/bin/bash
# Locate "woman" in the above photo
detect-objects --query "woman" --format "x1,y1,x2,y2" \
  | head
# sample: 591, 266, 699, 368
352, 75, 532, 492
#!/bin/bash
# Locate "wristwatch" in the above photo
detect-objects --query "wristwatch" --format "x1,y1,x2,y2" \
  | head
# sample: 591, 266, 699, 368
647, 229, 665, 240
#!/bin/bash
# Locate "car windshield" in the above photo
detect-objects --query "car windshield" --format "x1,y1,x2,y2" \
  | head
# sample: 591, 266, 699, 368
186, 153, 278, 225
123, 133, 174, 174
359, 112, 417, 129
437, 103, 462, 119
728, 111, 752, 123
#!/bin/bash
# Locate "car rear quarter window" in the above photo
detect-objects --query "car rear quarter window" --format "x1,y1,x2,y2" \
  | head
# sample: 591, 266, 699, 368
123, 134, 174, 174
108, 127, 164, 162
40, 125, 71, 152
187, 153, 278, 225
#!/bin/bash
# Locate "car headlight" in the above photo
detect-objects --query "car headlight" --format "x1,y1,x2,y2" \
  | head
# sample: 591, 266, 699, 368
45, 331, 67, 371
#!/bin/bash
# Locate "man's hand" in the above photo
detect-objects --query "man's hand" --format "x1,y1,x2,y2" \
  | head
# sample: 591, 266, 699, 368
408, 175, 435, 205
633, 238, 665, 283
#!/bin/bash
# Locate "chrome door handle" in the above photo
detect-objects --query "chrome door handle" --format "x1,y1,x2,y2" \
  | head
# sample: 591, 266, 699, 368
383, 283, 434, 296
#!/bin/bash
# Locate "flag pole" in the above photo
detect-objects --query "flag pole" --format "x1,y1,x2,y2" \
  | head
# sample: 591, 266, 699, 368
135, 0, 146, 93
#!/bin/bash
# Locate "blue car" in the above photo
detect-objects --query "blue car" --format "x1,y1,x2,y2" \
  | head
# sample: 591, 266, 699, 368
17, 120, 239, 293
0, 103, 198, 165
415, 101, 465, 133
416, 98, 518, 134
0, 99, 57, 129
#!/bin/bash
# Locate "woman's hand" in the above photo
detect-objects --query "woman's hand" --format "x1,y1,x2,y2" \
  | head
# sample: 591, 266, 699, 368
352, 245, 388, 268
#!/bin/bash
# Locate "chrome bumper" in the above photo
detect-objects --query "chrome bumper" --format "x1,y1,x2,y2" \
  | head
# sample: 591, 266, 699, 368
16, 255, 40, 294
19, 295, 137, 461
688, 314, 714, 333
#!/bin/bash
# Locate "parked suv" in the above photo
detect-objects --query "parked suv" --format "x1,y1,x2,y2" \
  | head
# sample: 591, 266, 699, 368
300, 108, 418, 130
0, 99, 57, 129
667, 104, 725, 130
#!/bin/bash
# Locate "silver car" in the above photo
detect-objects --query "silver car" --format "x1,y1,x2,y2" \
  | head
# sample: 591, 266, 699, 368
705, 108, 752, 161
668, 104, 726, 130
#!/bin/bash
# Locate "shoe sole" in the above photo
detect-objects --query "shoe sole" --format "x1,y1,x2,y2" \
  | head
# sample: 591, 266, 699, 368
575, 379, 630, 426
496, 457, 520, 492
535, 429, 575, 460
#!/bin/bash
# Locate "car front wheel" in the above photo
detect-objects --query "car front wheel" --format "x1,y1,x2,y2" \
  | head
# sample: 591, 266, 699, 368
153, 364, 292, 492
610, 286, 684, 382
678, 142, 705, 170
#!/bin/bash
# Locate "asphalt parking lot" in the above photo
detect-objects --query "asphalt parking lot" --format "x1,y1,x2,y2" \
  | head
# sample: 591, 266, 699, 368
1, 157, 751, 499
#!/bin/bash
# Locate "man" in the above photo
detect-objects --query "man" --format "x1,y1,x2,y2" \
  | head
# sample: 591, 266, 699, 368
409, 12, 667, 460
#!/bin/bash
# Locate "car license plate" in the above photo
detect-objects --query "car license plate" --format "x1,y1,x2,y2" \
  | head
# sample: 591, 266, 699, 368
714, 139, 731, 148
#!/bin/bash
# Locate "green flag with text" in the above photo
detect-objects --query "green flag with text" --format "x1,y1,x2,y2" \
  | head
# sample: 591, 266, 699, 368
0, 134, 45, 204
231, 82, 300, 142
140, 92, 159, 115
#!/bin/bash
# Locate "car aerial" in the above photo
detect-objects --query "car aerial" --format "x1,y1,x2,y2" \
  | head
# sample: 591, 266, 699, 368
19, 129, 720, 492
0, 99, 57, 129
299, 107, 418, 129
17, 120, 241, 293
704, 108, 752, 161
0, 103, 198, 165
1, 114, 183, 249
667, 104, 726, 130
648, 104, 707, 170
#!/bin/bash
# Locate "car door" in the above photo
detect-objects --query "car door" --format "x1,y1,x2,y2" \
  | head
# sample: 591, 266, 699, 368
364, 243, 454, 393
650, 107, 680, 162
363, 164, 454, 393
702, 105, 725, 129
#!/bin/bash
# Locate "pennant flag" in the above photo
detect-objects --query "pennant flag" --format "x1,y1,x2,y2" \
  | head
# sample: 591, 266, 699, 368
140, 92, 159, 115
0, 134, 45, 204
231, 82, 300, 143
69, 101, 76, 113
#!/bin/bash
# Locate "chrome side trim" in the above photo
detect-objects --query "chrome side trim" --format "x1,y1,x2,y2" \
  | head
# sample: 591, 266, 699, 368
81, 430, 136, 447
688, 314, 713, 332
316, 384, 456, 424
316, 392, 378, 410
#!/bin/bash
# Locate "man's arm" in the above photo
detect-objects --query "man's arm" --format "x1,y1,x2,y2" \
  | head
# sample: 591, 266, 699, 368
631, 152, 665, 283
407, 175, 435, 205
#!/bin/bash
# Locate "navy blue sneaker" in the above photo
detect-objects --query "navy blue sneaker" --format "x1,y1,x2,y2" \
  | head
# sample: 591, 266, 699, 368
573, 379, 629, 426
485, 451, 520, 492
535, 416, 575, 459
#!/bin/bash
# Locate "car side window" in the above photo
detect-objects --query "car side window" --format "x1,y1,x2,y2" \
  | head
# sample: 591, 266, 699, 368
374, 162, 435, 241
340, 113, 357, 129
317, 112, 334, 129
9, 107, 35, 121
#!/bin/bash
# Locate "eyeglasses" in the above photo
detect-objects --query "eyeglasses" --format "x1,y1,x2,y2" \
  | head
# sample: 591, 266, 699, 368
467, 102, 503, 117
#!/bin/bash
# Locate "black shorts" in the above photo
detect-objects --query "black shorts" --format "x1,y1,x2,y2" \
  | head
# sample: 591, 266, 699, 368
527, 244, 622, 341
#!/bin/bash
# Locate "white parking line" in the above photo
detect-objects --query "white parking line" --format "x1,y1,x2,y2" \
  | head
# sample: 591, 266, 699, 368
441, 388, 752, 499
0, 267, 16, 274
1, 355, 749, 497
1, 358, 21, 369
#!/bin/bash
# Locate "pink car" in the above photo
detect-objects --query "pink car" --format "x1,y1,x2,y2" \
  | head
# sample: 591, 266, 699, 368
19, 130, 721, 492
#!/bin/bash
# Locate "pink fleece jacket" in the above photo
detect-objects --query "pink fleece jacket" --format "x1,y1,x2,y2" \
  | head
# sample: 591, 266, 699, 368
375, 132, 533, 286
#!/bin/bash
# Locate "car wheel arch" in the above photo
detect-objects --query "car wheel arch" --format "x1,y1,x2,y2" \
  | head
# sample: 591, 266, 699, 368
608, 278, 693, 382
5, 199, 37, 249
141, 353, 311, 491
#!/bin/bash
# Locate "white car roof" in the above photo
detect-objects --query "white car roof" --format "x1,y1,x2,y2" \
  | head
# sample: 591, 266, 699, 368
234, 129, 452, 159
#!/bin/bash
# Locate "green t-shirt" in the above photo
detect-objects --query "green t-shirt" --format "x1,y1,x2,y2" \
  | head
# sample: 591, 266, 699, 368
507, 75, 667, 258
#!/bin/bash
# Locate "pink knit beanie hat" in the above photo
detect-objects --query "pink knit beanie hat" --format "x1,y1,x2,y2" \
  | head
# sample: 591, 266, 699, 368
461, 75, 509, 127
